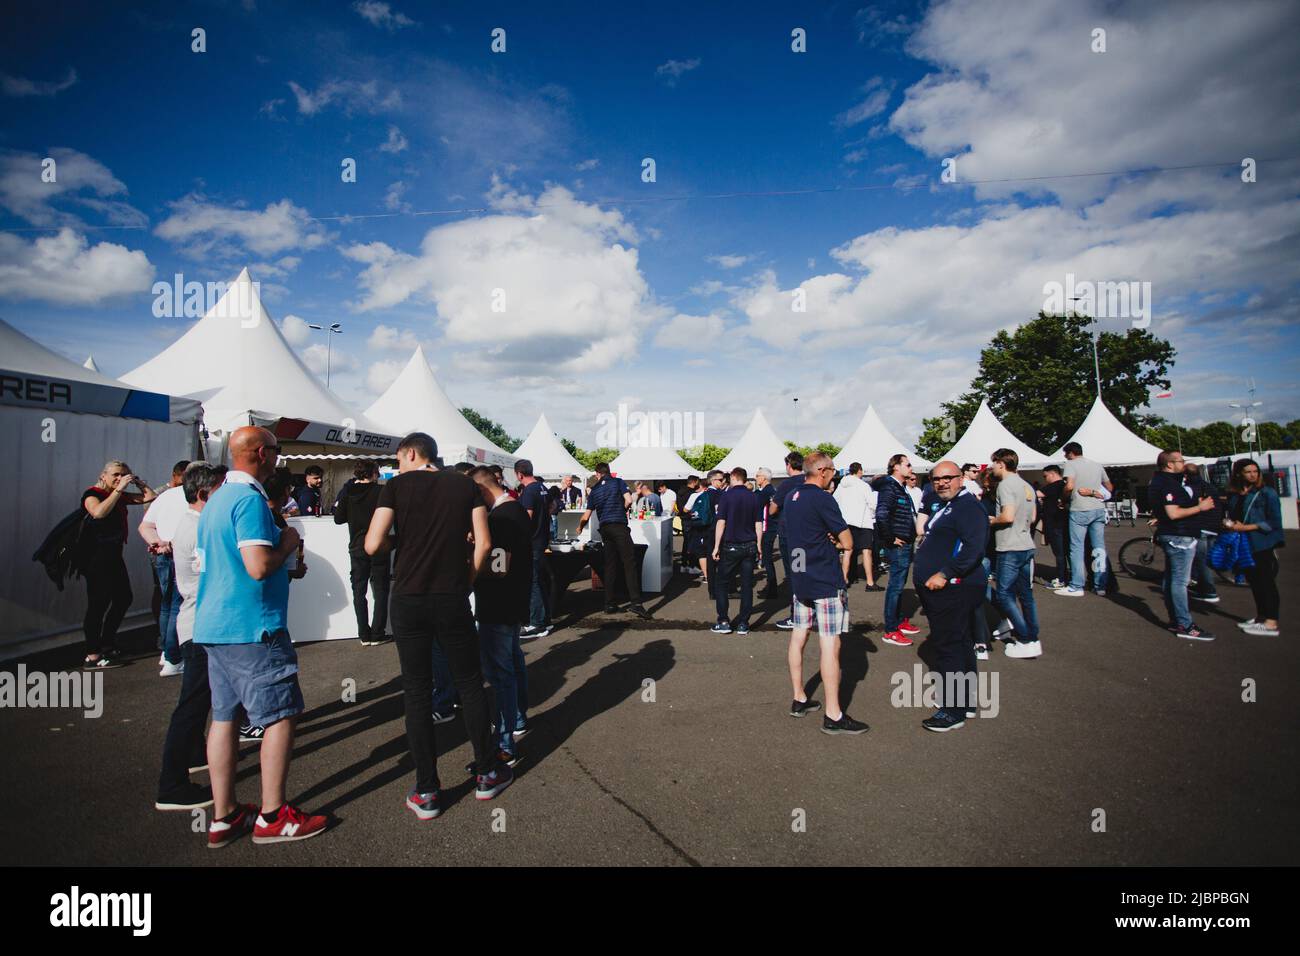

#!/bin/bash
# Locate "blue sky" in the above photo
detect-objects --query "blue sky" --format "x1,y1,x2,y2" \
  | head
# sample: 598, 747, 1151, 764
2, 0, 1298, 449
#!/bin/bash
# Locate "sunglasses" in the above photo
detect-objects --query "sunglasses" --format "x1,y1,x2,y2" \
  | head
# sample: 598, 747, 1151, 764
932, 474, 961, 482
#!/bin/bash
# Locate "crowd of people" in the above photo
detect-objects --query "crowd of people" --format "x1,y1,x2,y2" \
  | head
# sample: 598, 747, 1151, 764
67, 429, 1286, 843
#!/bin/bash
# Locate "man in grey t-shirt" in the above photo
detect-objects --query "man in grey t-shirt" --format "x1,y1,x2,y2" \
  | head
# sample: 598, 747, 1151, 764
1057, 442, 1114, 595
990, 449, 1041, 658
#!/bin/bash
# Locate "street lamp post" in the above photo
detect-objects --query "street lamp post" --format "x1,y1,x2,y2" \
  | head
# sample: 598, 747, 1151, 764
308, 322, 343, 388
1070, 297, 1102, 398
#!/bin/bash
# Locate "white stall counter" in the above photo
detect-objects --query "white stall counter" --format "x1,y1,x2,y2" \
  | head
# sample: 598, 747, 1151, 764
584, 515, 673, 593
283, 516, 374, 643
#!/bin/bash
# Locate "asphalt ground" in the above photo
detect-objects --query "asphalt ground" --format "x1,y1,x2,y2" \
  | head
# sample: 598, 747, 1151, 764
2, 524, 1296, 867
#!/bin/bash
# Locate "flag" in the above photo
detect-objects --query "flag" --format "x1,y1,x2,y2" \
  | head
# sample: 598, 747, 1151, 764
1155, 391, 1173, 399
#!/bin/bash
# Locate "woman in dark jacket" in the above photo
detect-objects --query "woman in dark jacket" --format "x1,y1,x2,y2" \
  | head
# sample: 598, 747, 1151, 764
81, 460, 158, 669
1224, 458, 1283, 636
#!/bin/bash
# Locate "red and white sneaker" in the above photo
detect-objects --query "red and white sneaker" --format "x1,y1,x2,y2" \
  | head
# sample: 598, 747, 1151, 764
252, 804, 328, 844
881, 630, 914, 647
898, 619, 922, 636
207, 803, 257, 849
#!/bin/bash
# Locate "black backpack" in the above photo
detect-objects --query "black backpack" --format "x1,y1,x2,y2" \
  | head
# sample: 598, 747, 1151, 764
32, 504, 95, 591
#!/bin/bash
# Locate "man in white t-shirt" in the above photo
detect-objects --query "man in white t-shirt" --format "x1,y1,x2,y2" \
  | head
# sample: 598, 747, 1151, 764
1056, 441, 1114, 597
155, 462, 225, 812
833, 462, 878, 590
139, 460, 192, 676
657, 481, 677, 516
961, 464, 983, 499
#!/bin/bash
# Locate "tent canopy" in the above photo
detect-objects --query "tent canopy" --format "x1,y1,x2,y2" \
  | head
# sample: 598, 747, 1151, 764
716, 408, 791, 477
944, 399, 1052, 469
121, 267, 375, 434
836, 404, 932, 473
364, 346, 516, 467
608, 444, 696, 482
82, 354, 99, 372
514, 413, 590, 479
1, 318, 201, 424
1054, 396, 1164, 467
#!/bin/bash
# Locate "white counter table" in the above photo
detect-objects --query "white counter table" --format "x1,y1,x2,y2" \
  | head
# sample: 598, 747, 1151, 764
584, 515, 673, 593
283, 516, 374, 643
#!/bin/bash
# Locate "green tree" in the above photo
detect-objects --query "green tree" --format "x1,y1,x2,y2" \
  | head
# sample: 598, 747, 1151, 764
682, 443, 731, 472
914, 312, 1177, 459
559, 436, 580, 457
781, 440, 841, 459
576, 446, 621, 471
460, 407, 521, 453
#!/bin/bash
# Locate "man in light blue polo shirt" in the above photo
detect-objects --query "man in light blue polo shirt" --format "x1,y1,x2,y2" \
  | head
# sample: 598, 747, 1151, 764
195, 426, 327, 848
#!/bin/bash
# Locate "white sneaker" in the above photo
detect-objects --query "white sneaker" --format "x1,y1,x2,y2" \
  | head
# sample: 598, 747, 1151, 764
1242, 623, 1279, 636
160, 659, 185, 677
159, 653, 166, 666
1235, 619, 1257, 630
1054, 587, 1084, 597
974, 643, 990, 661
1005, 640, 1042, 659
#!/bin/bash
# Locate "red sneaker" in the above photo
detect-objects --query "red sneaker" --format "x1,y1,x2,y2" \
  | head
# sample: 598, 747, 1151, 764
898, 618, 921, 635
207, 803, 257, 849
881, 630, 914, 647
252, 804, 328, 844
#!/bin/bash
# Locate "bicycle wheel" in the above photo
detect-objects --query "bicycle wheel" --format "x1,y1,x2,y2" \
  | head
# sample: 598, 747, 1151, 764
1118, 536, 1165, 582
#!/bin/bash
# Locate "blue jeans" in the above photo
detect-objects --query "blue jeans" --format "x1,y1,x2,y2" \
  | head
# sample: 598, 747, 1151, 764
153, 552, 181, 665
994, 549, 1039, 641
478, 622, 528, 754
529, 540, 552, 628
1159, 534, 1197, 628
430, 638, 459, 714
883, 544, 912, 632
1067, 509, 1109, 591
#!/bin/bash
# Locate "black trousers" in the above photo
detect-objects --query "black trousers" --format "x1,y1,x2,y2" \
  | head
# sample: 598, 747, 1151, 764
598, 522, 642, 606
349, 551, 391, 640
1044, 521, 1068, 580
390, 592, 498, 793
1245, 547, 1280, 620
715, 541, 757, 625
83, 543, 132, 654
918, 577, 984, 711
157, 641, 211, 796
761, 528, 779, 590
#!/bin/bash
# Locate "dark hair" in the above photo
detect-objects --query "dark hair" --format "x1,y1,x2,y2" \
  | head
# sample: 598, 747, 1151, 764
685, 475, 700, 487
1044, 464, 1062, 476
962, 463, 978, 473
453, 461, 474, 473
1156, 449, 1181, 469
304, 465, 324, 478
991, 448, 1019, 472
213, 465, 229, 477
264, 473, 293, 504
1063, 441, 1083, 457
1230, 457, 1264, 492
397, 431, 438, 461
595, 462, 610, 477
182, 463, 223, 504
514, 458, 534, 478
353, 460, 379, 480
172, 459, 192, 478
848, 462, 862, 475
785, 451, 804, 470
887, 453, 909, 475
730, 467, 747, 482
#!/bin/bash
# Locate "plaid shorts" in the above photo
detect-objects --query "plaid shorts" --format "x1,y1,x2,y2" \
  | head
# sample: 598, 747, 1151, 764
791, 590, 850, 637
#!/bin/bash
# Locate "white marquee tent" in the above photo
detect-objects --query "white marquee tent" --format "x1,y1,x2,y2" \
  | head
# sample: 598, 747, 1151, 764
83, 355, 99, 372
944, 399, 1052, 469
514, 413, 590, 479
364, 346, 516, 468
1054, 396, 1164, 467
716, 408, 791, 476
1, 319, 202, 654
608, 444, 696, 481
836, 404, 933, 473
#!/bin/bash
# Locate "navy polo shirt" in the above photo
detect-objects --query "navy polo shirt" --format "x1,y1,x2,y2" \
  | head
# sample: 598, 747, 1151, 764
782, 481, 849, 600
716, 484, 762, 543
754, 484, 775, 534
587, 476, 630, 526
772, 477, 801, 534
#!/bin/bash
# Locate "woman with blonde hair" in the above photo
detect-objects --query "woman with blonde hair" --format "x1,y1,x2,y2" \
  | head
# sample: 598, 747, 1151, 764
81, 460, 158, 668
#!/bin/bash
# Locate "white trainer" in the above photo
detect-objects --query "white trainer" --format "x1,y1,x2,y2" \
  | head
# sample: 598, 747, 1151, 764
1005, 640, 1043, 659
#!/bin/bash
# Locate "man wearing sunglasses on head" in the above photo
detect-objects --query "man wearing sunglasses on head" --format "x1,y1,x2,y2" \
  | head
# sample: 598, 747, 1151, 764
913, 460, 989, 732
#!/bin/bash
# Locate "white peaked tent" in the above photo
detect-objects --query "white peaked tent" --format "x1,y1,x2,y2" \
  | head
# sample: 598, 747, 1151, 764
514, 413, 589, 479
836, 404, 932, 473
122, 268, 382, 439
944, 399, 1052, 469
716, 408, 791, 476
364, 346, 516, 467
82, 355, 99, 372
1054, 396, 1163, 467
608, 444, 696, 481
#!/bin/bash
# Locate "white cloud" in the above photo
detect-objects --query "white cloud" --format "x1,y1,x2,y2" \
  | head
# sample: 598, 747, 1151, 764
654, 313, 724, 349
302, 342, 357, 377
367, 324, 421, 351
383, 181, 412, 212
366, 359, 405, 393
835, 79, 892, 127
575, 158, 600, 171
287, 78, 401, 116
154, 195, 329, 260
0, 228, 153, 305
280, 314, 313, 346
0, 148, 146, 228
352, 1, 416, 30
378, 124, 408, 153
2, 68, 77, 97
343, 183, 661, 374
655, 58, 701, 83
708, 254, 749, 270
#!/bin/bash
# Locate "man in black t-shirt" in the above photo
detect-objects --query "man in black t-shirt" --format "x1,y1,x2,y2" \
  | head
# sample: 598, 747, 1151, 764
365, 432, 513, 818
470, 467, 532, 765
333, 460, 390, 645
514, 459, 553, 638
1147, 449, 1216, 640
1039, 465, 1069, 588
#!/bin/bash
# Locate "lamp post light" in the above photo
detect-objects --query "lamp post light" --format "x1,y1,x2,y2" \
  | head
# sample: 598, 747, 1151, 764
308, 322, 343, 388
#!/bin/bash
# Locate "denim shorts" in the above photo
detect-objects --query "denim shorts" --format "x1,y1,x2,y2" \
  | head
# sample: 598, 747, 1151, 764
204, 630, 304, 727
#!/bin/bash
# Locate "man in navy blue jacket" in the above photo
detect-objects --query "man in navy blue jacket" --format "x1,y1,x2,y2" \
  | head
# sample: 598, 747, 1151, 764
913, 460, 989, 732
874, 454, 921, 647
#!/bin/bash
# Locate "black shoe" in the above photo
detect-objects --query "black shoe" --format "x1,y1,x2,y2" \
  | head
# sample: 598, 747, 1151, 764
82, 653, 123, 670
790, 697, 822, 718
759, 589, 778, 599
466, 749, 521, 776
431, 707, 459, 725
238, 723, 265, 743
922, 709, 967, 732
821, 712, 870, 735
603, 605, 622, 614
629, 603, 651, 620
775, 618, 796, 630
155, 781, 214, 811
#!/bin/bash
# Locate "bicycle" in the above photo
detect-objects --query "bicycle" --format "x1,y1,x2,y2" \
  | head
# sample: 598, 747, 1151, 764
1117, 528, 1236, 586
